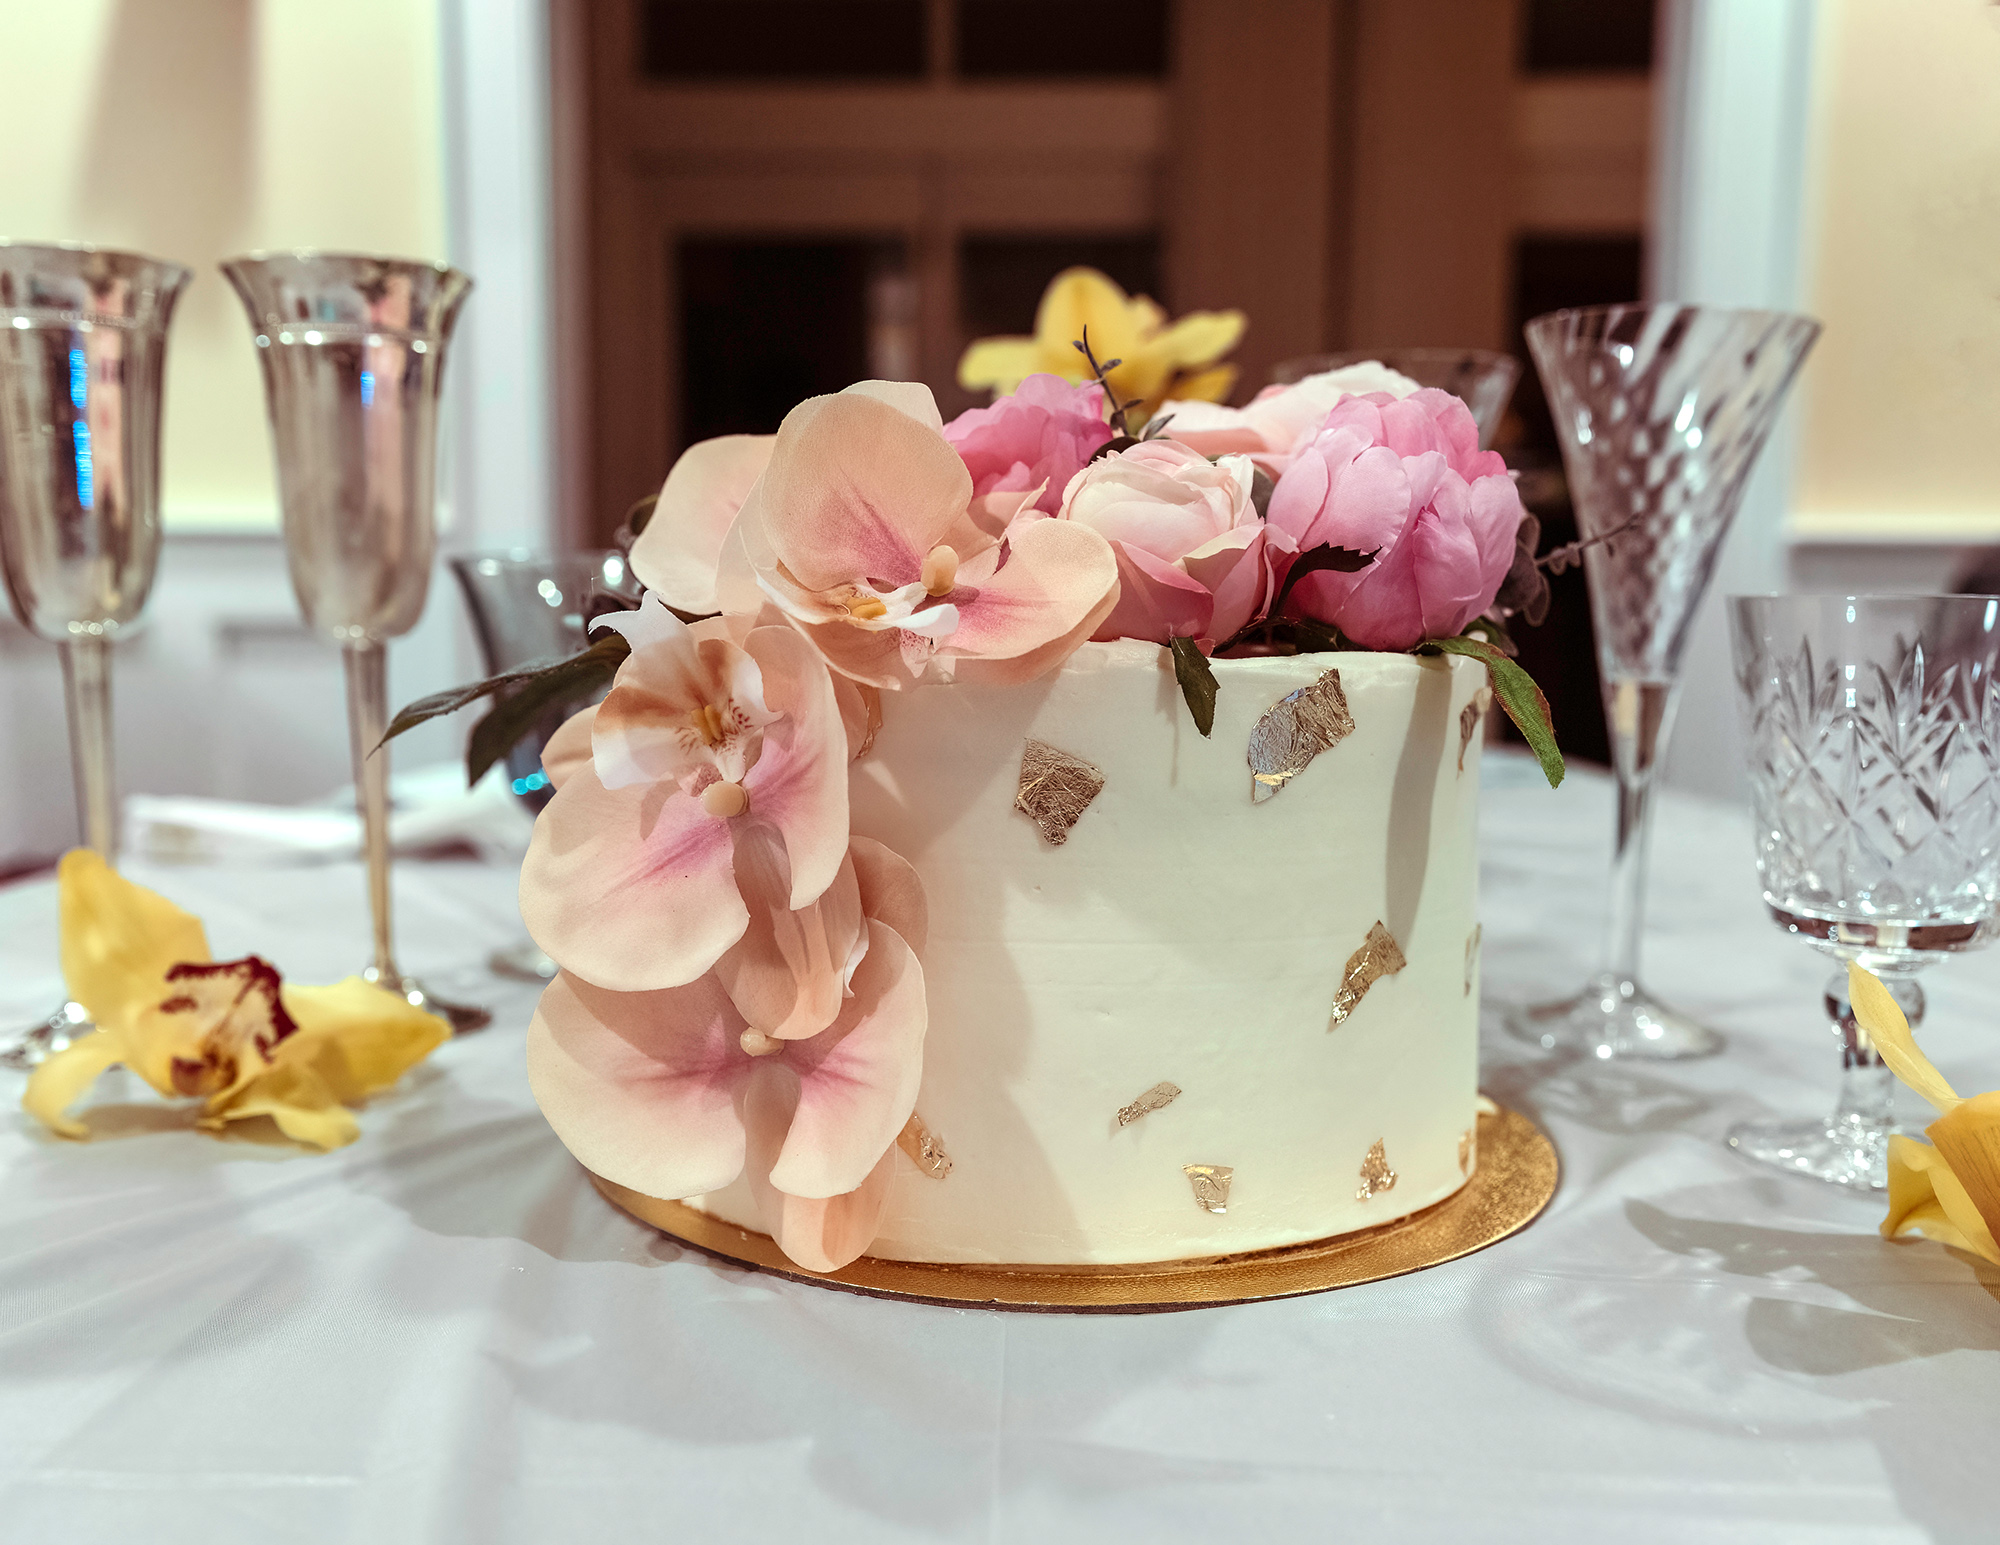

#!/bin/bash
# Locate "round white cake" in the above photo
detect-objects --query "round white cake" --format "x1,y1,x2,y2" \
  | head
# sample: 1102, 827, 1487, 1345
686, 641, 1487, 1265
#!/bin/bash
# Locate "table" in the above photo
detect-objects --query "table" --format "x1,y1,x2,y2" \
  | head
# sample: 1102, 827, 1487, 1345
3, 752, 1996, 1544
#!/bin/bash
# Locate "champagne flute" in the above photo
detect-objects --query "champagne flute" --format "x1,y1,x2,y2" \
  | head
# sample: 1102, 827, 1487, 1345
0, 242, 190, 1069
222, 251, 488, 1032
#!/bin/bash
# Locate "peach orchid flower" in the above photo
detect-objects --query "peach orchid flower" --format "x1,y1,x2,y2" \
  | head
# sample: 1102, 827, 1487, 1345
519, 594, 849, 994
528, 836, 928, 1272
714, 383, 1120, 690
627, 432, 774, 616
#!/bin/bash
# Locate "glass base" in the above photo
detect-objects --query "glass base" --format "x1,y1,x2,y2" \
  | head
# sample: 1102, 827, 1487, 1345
1726, 1113, 1893, 1192
489, 939, 558, 983
1507, 973, 1724, 1060
0, 1001, 94, 1072
365, 967, 493, 1035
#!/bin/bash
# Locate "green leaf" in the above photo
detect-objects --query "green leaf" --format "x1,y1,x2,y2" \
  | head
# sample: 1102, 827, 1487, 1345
1169, 635, 1218, 738
378, 632, 632, 751
460, 634, 633, 787
1268, 541, 1377, 615
1417, 634, 1565, 789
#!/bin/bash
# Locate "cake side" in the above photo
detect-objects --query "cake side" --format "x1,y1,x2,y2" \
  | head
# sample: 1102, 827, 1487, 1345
688, 641, 1486, 1265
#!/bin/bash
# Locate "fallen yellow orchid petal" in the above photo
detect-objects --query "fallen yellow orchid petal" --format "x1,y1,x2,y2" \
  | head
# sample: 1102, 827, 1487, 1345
1849, 961, 2000, 1264
957, 266, 1245, 427
22, 852, 448, 1150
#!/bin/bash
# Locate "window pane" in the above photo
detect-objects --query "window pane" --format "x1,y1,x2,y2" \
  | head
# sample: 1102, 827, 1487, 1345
1522, 0, 1655, 74
959, 234, 1163, 340
642, 1, 927, 82
955, 1, 1169, 79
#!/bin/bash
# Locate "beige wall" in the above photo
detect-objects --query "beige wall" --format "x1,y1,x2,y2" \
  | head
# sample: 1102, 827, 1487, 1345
0, 0, 446, 530
1790, 0, 2000, 540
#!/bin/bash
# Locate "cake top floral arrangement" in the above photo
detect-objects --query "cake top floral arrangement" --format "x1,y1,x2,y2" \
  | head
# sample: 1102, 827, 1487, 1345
388, 266, 1585, 1271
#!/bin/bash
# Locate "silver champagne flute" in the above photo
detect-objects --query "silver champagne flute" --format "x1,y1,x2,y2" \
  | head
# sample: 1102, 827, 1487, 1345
1728, 594, 2000, 1190
450, 548, 639, 982
222, 251, 488, 1033
1509, 303, 1820, 1060
0, 242, 190, 1069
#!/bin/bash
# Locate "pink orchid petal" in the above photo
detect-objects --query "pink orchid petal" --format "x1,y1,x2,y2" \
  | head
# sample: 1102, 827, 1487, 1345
741, 626, 850, 906
627, 434, 774, 612
525, 969, 749, 1198
942, 517, 1121, 664
758, 392, 973, 592
714, 835, 864, 1041
1091, 538, 1214, 645
593, 631, 774, 792
841, 379, 945, 432
740, 1067, 898, 1272
769, 919, 927, 1198
831, 673, 882, 759
846, 835, 927, 957
520, 764, 747, 991
541, 704, 596, 793
792, 615, 913, 690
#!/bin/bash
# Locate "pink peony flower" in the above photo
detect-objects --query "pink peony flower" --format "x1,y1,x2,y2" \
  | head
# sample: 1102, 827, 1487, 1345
527, 835, 929, 1272
715, 382, 1121, 689
1160, 361, 1421, 475
519, 596, 849, 994
1267, 388, 1523, 651
942, 373, 1114, 516
1054, 438, 1289, 647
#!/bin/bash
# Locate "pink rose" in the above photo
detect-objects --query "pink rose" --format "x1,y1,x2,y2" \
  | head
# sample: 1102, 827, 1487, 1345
1054, 439, 1289, 647
1160, 361, 1421, 475
942, 373, 1114, 516
1267, 388, 1523, 651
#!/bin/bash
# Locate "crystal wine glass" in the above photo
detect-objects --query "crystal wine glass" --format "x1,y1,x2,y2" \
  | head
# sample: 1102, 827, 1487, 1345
1510, 304, 1821, 1060
1269, 347, 1522, 448
222, 251, 488, 1033
1728, 594, 2000, 1189
0, 242, 190, 1069
450, 548, 639, 982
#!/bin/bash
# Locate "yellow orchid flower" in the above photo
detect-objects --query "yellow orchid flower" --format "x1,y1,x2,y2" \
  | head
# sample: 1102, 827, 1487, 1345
957, 266, 1246, 429
1848, 961, 2000, 1265
23, 851, 449, 1151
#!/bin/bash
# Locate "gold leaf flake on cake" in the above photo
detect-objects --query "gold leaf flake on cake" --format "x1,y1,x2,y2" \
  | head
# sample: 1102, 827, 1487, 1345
1458, 1127, 1476, 1177
1326, 921, 1407, 1029
1356, 1140, 1398, 1201
1464, 924, 1481, 997
1014, 739, 1106, 845
1247, 667, 1354, 802
1458, 687, 1492, 772
1116, 1081, 1182, 1127
1183, 1164, 1233, 1214
897, 1112, 953, 1179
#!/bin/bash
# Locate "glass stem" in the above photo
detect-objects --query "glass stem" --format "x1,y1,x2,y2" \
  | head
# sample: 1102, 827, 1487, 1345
1601, 677, 1677, 987
1824, 967, 1913, 1134
342, 641, 400, 985
58, 636, 116, 858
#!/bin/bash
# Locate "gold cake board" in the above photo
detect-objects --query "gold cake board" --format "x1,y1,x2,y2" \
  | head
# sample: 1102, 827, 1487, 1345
589, 1103, 1557, 1313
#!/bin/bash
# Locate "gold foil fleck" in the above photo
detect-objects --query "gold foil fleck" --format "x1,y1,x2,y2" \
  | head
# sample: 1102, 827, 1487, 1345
1464, 924, 1482, 997
1015, 739, 1106, 845
1248, 667, 1354, 802
1458, 1127, 1476, 1177
897, 1112, 953, 1179
1117, 1081, 1182, 1127
1183, 1164, 1233, 1214
1357, 1140, 1398, 1201
1326, 921, 1407, 1029
1458, 687, 1493, 772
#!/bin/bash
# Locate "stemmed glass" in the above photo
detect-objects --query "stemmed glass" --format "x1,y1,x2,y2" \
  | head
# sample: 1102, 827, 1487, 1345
1510, 304, 1821, 1059
222, 251, 488, 1032
1269, 347, 1521, 447
450, 549, 639, 981
0, 242, 190, 1069
1728, 594, 2000, 1190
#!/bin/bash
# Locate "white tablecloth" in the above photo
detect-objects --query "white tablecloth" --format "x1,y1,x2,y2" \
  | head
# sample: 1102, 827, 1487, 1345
3, 753, 1996, 1545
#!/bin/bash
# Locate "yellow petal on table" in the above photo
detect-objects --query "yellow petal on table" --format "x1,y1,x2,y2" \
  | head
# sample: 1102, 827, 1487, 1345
1924, 1089, 2000, 1251
1883, 1132, 2000, 1266
202, 1059, 360, 1151
957, 336, 1051, 395
58, 851, 210, 1036
1846, 961, 1959, 1113
278, 977, 450, 1104
20, 1029, 125, 1140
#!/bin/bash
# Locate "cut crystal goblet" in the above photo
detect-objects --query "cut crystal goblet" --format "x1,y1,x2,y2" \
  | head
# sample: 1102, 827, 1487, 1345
1728, 594, 2000, 1190
1510, 304, 1820, 1060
